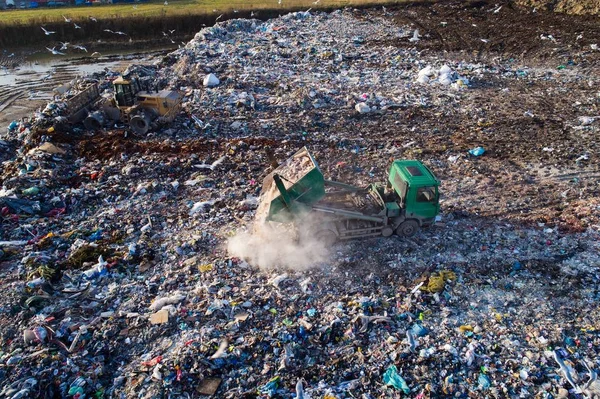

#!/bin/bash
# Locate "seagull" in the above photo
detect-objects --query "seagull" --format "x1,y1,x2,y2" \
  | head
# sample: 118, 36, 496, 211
103, 29, 113, 33
493, 5, 502, 13
576, 33, 583, 41
73, 44, 87, 52
409, 29, 420, 42
74, 23, 81, 29
215, 14, 223, 21
250, 11, 254, 17
91, 51, 101, 57
41, 27, 56, 35
193, 156, 225, 170
46, 47, 66, 55
115, 31, 127, 35
313, 0, 320, 3
169, 38, 175, 44
63, 15, 71, 23
162, 31, 168, 36
481, 38, 489, 43
278, 0, 282, 4
89, 16, 97, 22
169, 29, 175, 34
163, 0, 168, 5
233, 9, 238, 13
132, 5, 138, 9
59, 41, 69, 50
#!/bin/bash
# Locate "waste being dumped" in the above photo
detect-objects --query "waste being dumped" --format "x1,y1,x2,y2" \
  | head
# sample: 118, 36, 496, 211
1, 2, 600, 398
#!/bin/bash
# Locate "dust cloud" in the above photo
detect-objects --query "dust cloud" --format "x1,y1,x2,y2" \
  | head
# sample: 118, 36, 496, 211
227, 221, 330, 271
228, 147, 332, 270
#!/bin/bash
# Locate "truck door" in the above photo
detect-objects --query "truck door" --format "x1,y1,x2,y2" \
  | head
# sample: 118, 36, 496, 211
410, 185, 439, 220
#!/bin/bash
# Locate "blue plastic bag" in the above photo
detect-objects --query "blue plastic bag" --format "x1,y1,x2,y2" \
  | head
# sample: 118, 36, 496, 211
469, 146, 485, 156
478, 373, 491, 390
383, 365, 410, 394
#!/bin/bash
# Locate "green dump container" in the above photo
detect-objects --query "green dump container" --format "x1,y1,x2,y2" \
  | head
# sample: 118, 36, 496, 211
255, 147, 326, 223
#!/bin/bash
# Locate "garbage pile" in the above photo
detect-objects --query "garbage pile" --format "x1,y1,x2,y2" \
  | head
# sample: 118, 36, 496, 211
1, 4, 600, 399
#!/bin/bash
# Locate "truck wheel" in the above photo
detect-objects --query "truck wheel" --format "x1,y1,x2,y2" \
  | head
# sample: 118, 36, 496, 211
396, 220, 419, 237
381, 226, 393, 237
315, 229, 337, 246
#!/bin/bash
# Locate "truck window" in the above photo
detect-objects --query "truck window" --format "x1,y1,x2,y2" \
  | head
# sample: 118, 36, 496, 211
393, 173, 407, 200
417, 186, 436, 203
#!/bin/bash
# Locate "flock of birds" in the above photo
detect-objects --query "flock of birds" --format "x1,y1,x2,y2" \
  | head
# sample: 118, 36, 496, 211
40, 16, 132, 57
33, 2, 522, 59
39, 6, 181, 57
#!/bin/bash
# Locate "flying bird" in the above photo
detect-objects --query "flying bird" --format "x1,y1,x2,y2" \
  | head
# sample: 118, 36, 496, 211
62, 15, 71, 23
73, 44, 87, 52
193, 156, 225, 171
103, 29, 113, 33
250, 11, 254, 17
41, 27, 56, 35
169, 38, 175, 44
59, 41, 69, 50
74, 23, 82, 29
46, 47, 66, 55
278, 0, 282, 4
408, 29, 420, 42
169, 29, 175, 34
115, 31, 127, 35
163, 0, 168, 5
91, 51, 101, 57
89, 16, 97, 22
313, 0, 320, 4
215, 14, 223, 21
493, 5, 502, 13
480, 38, 489, 43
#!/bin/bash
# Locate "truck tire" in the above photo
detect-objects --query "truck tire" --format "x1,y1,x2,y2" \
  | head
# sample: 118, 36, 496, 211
84, 111, 105, 131
315, 229, 337, 246
381, 226, 394, 237
396, 220, 419, 237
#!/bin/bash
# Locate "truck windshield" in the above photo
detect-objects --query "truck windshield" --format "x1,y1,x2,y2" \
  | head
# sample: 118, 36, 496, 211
417, 186, 437, 203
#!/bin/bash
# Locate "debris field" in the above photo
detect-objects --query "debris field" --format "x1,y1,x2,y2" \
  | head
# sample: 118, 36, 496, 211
0, 1, 599, 398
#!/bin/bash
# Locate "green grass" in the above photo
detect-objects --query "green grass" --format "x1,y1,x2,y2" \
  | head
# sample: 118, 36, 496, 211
0, 0, 406, 26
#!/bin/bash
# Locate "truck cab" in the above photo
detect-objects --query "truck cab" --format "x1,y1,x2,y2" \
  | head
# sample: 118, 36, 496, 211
388, 160, 440, 227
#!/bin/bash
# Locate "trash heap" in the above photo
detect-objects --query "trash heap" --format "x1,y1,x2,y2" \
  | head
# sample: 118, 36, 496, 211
1, 4, 600, 399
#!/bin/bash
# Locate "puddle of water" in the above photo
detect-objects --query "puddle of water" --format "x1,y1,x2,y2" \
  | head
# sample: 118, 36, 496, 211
0, 44, 176, 86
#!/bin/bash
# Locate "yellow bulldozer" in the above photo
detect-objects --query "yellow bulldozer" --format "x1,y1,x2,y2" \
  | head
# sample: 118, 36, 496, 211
60, 75, 182, 135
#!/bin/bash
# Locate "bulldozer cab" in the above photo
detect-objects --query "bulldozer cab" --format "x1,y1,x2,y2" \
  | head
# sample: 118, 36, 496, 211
388, 160, 440, 221
113, 76, 141, 107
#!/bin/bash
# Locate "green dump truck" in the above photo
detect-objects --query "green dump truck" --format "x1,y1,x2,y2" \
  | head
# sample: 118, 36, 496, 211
255, 147, 440, 244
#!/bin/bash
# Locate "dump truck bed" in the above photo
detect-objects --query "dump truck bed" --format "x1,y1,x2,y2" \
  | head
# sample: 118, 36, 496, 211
318, 187, 383, 215
255, 147, 325, 223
